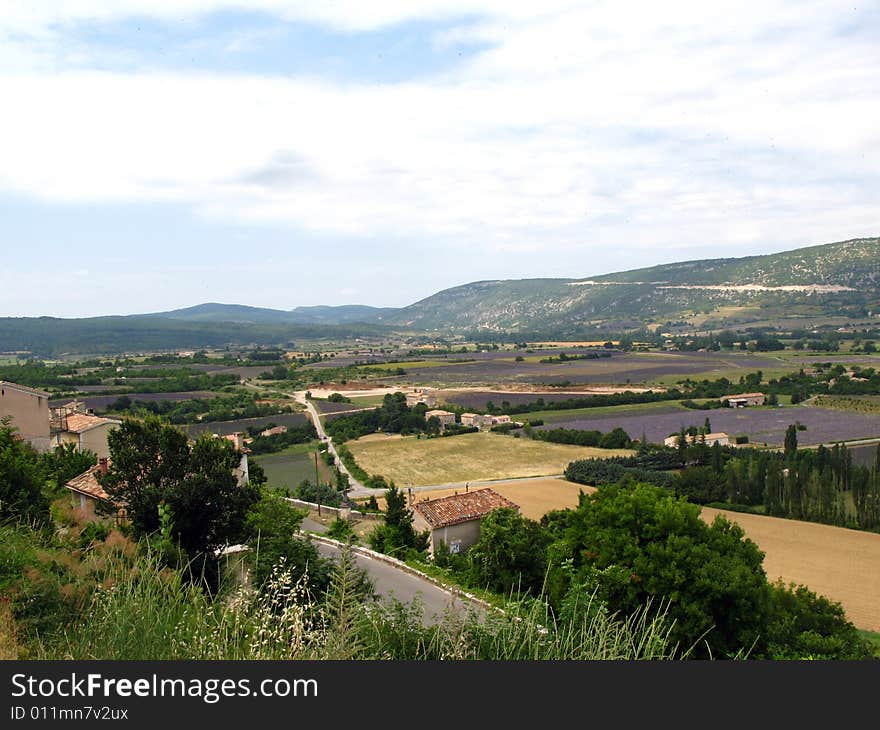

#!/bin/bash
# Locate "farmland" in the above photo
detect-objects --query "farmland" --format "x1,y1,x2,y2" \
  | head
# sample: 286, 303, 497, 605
182, 412, 309, 438
701, 507, 880, 633
345, 431, 634, 486
408, 479, 880, 631
254, 442, 333, 492
441, 388, 663, 410
538, 403, 880, 447
311, 399, 371, 415
390, 349, 785, 387
49, 391, 220, 411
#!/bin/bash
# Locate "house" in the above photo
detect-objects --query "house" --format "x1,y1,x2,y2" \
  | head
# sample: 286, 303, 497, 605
260, 425, 288, 437
460, 413, 482, 428
406, 388, 437, 408
664, 431, 730, 448
222, 432, 248, 452
425, 409, 456, 429
489, 414, 512, 426
64, 457, 124, 522
0, 380, 52, 452
722, 392, 765, 408
51, 412, 121, 460
65, 449, 251, 523
413, 488, 519, 556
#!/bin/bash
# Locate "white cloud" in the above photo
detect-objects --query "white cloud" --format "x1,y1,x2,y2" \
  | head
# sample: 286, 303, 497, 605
0, 0, 877, 263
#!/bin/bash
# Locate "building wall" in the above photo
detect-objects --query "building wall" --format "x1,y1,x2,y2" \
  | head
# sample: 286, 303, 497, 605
430, 520, 483, 555
79, 424, 116, 460
70, 491, 98, 519
0, 384, 50, 451
56, 423, 117, 459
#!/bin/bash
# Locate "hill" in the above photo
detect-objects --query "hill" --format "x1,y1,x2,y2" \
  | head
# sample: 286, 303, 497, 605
2, 236, 877, 354
149, 303, 398, 325
385, 237, 880, 332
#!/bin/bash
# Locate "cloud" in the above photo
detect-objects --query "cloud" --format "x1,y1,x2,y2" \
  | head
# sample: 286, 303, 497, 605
0, 0, 877, 264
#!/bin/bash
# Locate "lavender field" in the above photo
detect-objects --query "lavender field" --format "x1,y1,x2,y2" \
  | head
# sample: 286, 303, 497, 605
390, 350, 779, 386
540, 404, 880, 447
182, 412, 309, 438
49, 391, 219, 410
443, 389, 660, 409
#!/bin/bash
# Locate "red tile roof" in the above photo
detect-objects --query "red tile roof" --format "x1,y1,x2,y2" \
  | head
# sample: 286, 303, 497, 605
414, 488, 518, 529
65, 465, 112, 502
63, 413, 120, 434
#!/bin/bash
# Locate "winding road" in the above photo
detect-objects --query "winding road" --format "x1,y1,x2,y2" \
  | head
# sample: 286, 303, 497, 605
295, 390, 366, 493
311, 538, 483, 625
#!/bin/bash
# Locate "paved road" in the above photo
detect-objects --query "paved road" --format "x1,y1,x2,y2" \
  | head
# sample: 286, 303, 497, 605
313, 540, 482, 625
294, 391, 366, 493
301, 516, 329, 534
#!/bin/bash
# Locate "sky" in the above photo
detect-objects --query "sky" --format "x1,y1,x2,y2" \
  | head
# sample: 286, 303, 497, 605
0, 1, 878, 318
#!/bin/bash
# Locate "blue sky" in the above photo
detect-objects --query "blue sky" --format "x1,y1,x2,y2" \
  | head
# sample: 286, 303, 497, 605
0, 1, 877, 317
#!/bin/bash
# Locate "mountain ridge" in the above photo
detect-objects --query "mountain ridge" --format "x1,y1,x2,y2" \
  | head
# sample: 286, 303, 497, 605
2, 236, 877, 353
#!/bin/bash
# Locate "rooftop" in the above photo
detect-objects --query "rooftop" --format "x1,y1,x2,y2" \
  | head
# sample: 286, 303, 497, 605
414, 488, 518, 529
65, 464, 112, 502
63, 413, 121, 434
722, 393, 765, 399
0, 380, 50, 399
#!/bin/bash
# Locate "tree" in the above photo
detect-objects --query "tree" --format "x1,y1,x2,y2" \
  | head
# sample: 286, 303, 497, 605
368, 484, 428, 557
784, 424, 799, 461
100, 416, 260, 561
0, 422, 49, 525
543, 483, 771, 658
466, 507, 549, 595
598, 427, 631, 449
246, 489, 331, 595
41, 443, 97, 495
764, 581, 871, 659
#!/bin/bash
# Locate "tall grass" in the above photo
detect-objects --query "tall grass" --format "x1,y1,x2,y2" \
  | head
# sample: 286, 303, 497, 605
42, 545, 680, 660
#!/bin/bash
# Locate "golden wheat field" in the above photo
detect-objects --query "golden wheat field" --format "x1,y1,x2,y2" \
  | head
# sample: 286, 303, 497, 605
346, 432, 634, 486
406, 478, 880, 631
702, 507, 880, 633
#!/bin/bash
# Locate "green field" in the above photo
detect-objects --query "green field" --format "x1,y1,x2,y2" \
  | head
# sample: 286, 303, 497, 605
521, 399, 692, 424
253, 442, 333, 491
346, 431, 634, 486
347, 394, 388, 407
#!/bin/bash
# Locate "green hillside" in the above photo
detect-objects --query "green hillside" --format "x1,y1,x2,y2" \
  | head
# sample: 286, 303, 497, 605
384, 237, 880, 332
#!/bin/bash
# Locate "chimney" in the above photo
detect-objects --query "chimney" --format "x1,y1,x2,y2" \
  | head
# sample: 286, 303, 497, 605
98, 457, 109, 475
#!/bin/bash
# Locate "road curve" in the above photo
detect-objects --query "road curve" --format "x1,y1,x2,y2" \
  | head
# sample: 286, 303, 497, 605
313, 540, 482, 626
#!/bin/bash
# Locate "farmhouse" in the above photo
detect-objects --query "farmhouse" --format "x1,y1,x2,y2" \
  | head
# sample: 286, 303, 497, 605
65, 448, 252, 523
460, 413, 483, 428
413, 488, 519, 556
406, 388, 437, 408
64, 458, 125, 522
0, 380, 52, 452
722, 392, 765, 408
51, 412, 121, 460
664, 432, 730, 448
260, 425, 288, 437
425, 409, 457, 429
